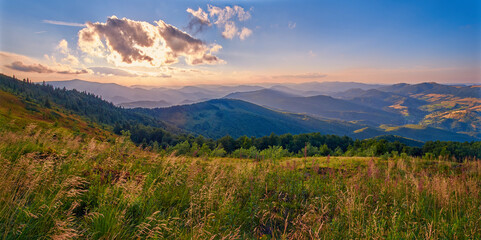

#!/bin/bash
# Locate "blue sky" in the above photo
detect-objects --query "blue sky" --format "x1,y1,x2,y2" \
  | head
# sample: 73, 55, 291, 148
0, 0, 479, 86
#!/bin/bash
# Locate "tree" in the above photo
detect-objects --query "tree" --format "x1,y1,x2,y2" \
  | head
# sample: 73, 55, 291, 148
44, 98, 51, 108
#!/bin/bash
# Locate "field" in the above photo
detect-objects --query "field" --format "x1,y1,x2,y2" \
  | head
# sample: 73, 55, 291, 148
1, 122, 480, 239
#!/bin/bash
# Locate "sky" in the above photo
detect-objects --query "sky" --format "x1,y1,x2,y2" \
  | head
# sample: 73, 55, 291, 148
0, 0, 480, 86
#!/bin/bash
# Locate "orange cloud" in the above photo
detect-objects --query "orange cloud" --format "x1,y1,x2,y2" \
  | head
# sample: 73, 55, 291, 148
5, 61, 88, 74
78, 16, 223, 67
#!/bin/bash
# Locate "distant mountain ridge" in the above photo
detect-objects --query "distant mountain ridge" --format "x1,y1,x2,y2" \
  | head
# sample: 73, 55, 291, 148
45, 79, 383, 107
131, 98, 478, 142
224, 89, 404, 125
45, 79, 480, 140
1, 74, 478, 143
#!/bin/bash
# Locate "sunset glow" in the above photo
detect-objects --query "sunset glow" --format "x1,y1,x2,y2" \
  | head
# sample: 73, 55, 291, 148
1, 0, 479, 86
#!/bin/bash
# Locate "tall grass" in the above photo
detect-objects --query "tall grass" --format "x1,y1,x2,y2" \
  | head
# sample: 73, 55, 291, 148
1, 124, 480, 239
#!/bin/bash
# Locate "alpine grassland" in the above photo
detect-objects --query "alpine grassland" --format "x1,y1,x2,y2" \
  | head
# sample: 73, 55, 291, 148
1, 90, 480, 239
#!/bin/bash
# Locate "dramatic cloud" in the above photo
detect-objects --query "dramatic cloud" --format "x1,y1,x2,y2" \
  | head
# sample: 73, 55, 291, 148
273, 72, 327, 79
186, 5, 253, 40
5, 61, 88, 74
186, 7, 211, 34
78, 16, 223, 66
43, 20, 85, 27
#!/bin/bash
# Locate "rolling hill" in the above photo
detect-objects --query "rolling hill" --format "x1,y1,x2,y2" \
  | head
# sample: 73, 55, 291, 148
224, 89, 404, 125
133, 98, 367, 139
378, 82, 481, 98
9, 76, 478, 142
132, 98, 478, 142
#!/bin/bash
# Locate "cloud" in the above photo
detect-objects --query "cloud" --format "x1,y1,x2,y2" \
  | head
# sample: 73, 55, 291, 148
288, 21, 296, 29
78, 16, 223, 66
57, 39, 69, 54
273, 72, 327, 79
208, 5, 252, 40
43, 20, 85, 27
221, 21, 238, 39
5, 61, 54, 73
186, 5, 253, 40
56, 39, 80, 65
5, 61, 88, 74
186, 7, 211, 34
83, 57, 93, 64
239, 27, 252, 40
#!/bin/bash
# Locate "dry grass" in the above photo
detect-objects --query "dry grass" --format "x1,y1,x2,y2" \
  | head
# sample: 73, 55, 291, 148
1, 124, 480, 239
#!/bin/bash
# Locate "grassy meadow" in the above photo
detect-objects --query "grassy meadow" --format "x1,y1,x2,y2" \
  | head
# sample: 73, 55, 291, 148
0, 87, 480, 239
1, 121, 480, 239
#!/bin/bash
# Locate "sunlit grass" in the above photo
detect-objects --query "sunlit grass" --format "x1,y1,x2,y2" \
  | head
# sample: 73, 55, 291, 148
1, 123, 480, 239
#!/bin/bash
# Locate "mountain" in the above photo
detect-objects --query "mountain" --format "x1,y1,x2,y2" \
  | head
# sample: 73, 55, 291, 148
224, 89, 404, 125
1, 74, 478, 143
281, 81, 383, 95
46, 79, 160, 104
269, 85, 323, 96
130, 98, 478, 142
45, 80, 384, 108
373, 135, 424, 147
118, 100, 172, 109
379, 124, 477, 142
41, 78, 480, 139
378, 82, 481, 98
133, 98, 366, 139
46, 80, 265, 107
377, 82, 481, 137
0, 74, 176, 131
332, 88, 428, 122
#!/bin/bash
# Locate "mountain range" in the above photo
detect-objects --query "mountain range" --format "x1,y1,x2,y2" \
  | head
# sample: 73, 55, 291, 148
45, 79, 480, 142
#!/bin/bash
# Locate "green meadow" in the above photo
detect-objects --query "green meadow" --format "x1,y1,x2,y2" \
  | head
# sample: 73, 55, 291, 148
1, 121, 480, 239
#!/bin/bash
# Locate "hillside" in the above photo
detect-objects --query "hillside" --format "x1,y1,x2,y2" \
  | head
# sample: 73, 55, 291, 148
331, 83, 481, 137
378, 82, 481, 98
133, 98, 478, 142
224, 89, 404, 125
2, 101, 480, 238
134, 98, 366, 138
0, 74, 171, 130
118, 100, 172, 109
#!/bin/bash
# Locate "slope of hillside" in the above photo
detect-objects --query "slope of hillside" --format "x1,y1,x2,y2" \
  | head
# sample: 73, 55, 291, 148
380, 124, 477, 142
2, 108, 480, 239
130, 98, 478, 142
282, 81, 382, 94
378, 82, 481, 98
134, 99, 367, 138
0, 74, 172, 130
332, 88, 427, 122
118, 100, 172, 109
3, 75, 478, 143
225, 89, 404, 125
0, 88, 113, 141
